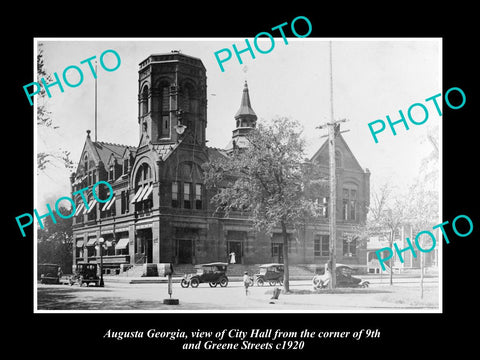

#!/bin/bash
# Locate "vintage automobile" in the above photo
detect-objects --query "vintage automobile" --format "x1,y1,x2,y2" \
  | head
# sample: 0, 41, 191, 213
254, 263, 284, 286
312, 264, 369, 289
38, 263, 62, 284
69, 263, 101, 287
180, 262, 229, 288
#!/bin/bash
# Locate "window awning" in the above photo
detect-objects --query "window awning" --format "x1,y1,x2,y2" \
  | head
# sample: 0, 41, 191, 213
76, 240, 84, 248
86, 238, 97, 246
101, 196, 116, 211
106, 196, 116, 210
131, 186, 144, 204
137, 185, 150, 202
85, 199, 97, 214
74, 203, 85, 216
141, 184, 153, 201
115, 238, 130, 250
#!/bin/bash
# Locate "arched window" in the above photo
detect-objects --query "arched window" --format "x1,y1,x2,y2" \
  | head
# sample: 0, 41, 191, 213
132, 162, 154, 212
160, 83, 170, 137
83, 153, 88, 172
141, 85, 149, 115
335, 150, 343, 168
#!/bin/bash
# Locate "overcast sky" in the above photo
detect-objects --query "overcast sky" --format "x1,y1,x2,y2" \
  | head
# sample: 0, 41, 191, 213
35, 38, 441, 210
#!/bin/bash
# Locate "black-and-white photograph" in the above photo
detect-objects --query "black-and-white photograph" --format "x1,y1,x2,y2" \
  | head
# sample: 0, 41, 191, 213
33, 38, 442, 313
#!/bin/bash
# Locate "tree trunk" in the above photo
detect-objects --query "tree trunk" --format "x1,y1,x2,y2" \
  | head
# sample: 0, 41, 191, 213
389, 232, 393, 286
281, 220, 290, 293
420, 251, 424, 299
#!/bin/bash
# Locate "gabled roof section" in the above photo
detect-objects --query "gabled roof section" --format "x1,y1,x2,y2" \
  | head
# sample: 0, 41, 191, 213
74, 131, 135, 176
310, 133, 365, 172
94, 141, 132, 166
206, 146, 230, 162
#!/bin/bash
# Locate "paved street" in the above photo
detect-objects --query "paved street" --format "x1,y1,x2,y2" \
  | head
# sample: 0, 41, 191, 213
36, 276, 439, 311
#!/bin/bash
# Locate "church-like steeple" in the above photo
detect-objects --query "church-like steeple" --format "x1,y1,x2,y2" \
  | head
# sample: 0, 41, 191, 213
234, 81, 257, 121
225, 81, 257, 152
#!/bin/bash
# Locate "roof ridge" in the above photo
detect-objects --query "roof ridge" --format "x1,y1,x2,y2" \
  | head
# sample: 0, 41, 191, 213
96, 140, 133, 148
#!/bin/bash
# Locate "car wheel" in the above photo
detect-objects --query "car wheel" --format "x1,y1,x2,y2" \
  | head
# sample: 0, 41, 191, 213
190, 278, 200, 288
219, 277, 228, 287
256, 278, 264, 287
269, 281, 276, 286
362, 282, 369, 288
180, 279, 190, 288
209, 282, 218, 287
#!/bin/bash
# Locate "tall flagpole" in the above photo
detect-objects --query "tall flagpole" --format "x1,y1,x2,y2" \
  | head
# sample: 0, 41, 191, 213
95, 62, 97, 142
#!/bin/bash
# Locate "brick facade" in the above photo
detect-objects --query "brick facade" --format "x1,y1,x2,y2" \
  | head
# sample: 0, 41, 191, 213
71, 51, 370, 271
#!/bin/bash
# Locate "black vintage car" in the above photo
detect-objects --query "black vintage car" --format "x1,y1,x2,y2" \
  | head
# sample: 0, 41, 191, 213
70, 263, 100, 287
181, 262, 229, 288
38, 263, 62, 284
254, 263, 284, 286
312, 264, 369, 289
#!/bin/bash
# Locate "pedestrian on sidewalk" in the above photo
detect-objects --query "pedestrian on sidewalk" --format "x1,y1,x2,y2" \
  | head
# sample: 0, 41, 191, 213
243, 271, 252, 295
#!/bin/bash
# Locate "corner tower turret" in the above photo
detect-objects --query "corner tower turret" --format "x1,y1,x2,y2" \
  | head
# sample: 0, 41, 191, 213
225, 81, 257, 152
137, 51, 207, 147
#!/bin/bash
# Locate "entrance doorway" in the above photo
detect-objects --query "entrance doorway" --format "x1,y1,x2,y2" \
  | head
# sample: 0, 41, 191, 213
227, 241, 242, 264
136, 228, 153, 263
272, 243, 283, 263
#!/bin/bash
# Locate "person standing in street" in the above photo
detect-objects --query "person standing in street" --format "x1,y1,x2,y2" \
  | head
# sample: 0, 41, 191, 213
243, 271, 251, 295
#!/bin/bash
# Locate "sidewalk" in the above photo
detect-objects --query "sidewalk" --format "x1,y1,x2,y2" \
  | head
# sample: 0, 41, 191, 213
104, 271, 438, 284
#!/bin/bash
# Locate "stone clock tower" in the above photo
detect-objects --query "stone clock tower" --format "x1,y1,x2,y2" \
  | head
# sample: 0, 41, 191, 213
137, 50, 207, 147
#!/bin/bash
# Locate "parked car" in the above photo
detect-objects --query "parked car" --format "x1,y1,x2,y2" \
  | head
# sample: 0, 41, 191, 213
70, 263, 100, 287
254, 263, 284, 286
38, 263, 62, 284
181, 262, 229, 288
312, 264, 369, 289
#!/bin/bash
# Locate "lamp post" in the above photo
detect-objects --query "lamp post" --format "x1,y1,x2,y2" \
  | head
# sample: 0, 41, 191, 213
98, 237, 105, 287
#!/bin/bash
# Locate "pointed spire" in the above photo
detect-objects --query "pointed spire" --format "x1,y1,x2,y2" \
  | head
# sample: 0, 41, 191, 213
234, 80, 257, 119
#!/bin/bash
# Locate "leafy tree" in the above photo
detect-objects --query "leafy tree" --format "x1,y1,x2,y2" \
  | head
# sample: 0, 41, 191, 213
407, 125, 440, 298
37, 207, 73, 273
203, 117, 324, 292
365, 182, 409, 285
36, 43, 74, 173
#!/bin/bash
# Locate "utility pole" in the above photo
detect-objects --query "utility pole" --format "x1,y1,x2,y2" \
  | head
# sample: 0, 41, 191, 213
316, 41, 349, 289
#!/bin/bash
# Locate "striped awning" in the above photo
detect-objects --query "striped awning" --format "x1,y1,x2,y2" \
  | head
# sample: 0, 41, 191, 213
115, 238, 130, 250
74, 203, 85, 216
85, 199, 97, 214
101, 196, 116, 211
141, 184, 153, 201
131, 186, 144, 204
86, 238, 97, 246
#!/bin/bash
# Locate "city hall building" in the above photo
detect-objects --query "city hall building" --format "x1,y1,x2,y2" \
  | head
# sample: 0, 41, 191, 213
71, 51, 371, 272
